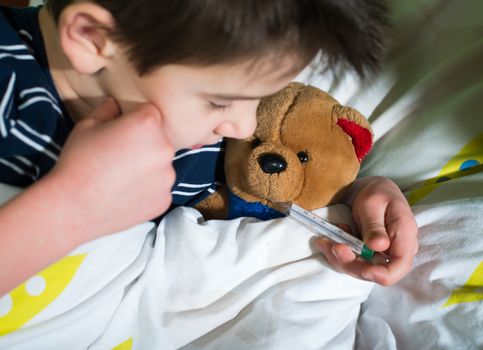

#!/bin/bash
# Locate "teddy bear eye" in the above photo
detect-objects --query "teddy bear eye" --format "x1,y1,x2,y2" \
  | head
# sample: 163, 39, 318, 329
251, 138, 262, 148
297, 151, 309, 163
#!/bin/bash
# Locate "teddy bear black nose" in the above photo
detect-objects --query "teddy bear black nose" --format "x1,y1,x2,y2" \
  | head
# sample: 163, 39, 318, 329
258, 153, 287, 174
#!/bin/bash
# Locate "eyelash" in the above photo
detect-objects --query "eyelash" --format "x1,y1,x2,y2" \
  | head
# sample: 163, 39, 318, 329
209, 101, 231, 111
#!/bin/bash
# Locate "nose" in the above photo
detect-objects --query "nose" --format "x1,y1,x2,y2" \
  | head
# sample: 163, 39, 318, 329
258, 153, 287, 174
214, 116, 257, 140
214, 102, 258, 139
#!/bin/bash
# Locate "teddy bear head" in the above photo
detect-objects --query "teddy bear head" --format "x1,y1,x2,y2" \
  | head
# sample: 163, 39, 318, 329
224, 82, 373, 211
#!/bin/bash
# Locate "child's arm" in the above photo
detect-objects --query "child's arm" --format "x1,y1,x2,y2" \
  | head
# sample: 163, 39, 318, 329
0, 99, 176, 296
316, 176, 418, 285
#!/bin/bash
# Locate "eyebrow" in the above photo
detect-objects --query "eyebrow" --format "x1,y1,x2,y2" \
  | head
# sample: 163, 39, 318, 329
205, 93, 265, 101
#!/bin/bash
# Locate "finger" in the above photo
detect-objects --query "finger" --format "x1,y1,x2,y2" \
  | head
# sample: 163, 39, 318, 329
315, 238, 344, 272
316, 239, 371, 280
114, 103, 166, 136
115, 104, 174, 158
369, 224, 417, 285
363, 200, 418, 285
352, 235, 414, 286
87, 97, 121, 123
317, 237, 406, 283
363, 227, 416, 285
354, 199, 391, 252
121, 103, 162, 122
362, 254, 413, 286
385, 200, 419, 256
331, 242, 383, 281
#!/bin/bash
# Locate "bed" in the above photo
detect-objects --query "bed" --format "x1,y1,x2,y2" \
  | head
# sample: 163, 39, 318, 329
0, 0, 482, 349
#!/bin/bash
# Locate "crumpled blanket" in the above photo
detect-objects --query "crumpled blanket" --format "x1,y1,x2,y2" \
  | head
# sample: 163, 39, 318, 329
0, 190, 373, 350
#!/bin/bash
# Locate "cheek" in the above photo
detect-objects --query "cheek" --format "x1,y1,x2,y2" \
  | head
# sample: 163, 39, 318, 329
239, 101, 260, 125
248, 100, 260, 116
245, 115, 258, 137
153, 95, 197, 125
248, 102, 261, 130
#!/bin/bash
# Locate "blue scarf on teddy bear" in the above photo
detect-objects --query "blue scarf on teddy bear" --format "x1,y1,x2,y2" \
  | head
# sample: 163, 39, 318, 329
227, 192, 285, 220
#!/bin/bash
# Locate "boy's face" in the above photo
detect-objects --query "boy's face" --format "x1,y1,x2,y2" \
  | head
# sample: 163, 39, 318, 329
46, 3, 301, 151
103, 56, 299, 150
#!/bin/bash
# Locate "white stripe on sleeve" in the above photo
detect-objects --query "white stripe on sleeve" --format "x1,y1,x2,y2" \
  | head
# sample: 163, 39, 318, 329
14, 155, 40, 177
18, 96, 63, 115
0, 158, 36, 180
0, 72, 16, 137
0, 53, 34, 61
173, 147, 222, 161
16, 120, 62, 152
0, 44, 29, 51
171, 189, 205, 196
177, 182, 212, 188
20, 87, 57, 103
18, 30, 33, 42
10, 128, 59, 161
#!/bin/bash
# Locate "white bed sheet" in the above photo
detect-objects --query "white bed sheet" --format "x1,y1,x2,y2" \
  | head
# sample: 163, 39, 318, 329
0, 184, 373, 350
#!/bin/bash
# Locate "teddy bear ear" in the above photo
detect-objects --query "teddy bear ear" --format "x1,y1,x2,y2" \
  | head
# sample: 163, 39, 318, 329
333, 105, 373, 162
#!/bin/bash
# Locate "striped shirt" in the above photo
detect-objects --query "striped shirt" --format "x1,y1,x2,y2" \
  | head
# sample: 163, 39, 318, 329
0, 5, 224, 209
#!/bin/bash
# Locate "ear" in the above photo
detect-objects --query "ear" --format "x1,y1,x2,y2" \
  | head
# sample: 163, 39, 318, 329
333, 105, 373, 162
58, 3, 116, 74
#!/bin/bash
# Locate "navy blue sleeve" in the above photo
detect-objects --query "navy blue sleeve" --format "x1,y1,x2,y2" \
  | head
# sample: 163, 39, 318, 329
0, 7, 69, 187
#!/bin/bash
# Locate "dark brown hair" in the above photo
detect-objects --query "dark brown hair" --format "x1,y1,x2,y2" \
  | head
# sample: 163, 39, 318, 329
46, 0, 389, 78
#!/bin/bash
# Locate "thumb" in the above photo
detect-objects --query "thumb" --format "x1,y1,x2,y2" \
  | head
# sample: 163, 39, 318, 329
358, 210, 391, 252
87, 97, 121, 123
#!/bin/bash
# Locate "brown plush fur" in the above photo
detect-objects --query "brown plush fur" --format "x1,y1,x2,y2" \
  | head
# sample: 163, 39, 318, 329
196, 82, 373, 219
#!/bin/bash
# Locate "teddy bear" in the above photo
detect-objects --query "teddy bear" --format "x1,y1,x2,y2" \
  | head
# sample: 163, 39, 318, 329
196, 82, 373, 220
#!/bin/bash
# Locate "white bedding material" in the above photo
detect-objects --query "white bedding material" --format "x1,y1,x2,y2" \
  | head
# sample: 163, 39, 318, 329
357, 172, 483, 350
90, 206, 373, 350
298, 2, 483, 347
0, 183, 373, 350
0, 200, 155, 349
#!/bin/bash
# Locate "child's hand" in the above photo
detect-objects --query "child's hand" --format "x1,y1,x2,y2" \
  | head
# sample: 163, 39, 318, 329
0, 98, 176, 295
315, 176, 418, 286
49, 97, 176, 241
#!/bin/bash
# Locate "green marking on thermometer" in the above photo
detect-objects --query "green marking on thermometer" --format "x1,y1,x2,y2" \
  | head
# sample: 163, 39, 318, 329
278, 203, 390, 265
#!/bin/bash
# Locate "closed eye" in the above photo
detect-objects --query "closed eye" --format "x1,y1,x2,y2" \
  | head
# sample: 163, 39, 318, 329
209, 101, 231, 111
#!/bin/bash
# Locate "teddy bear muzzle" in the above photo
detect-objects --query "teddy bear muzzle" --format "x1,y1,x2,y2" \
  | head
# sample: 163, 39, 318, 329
240, 144, 304, 203
258, 153, 287, 174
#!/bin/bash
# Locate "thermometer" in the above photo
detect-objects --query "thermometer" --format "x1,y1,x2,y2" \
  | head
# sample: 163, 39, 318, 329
278, 202, 390, 265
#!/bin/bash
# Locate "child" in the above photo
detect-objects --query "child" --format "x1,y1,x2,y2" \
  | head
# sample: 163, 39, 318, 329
0, 0, 418, 296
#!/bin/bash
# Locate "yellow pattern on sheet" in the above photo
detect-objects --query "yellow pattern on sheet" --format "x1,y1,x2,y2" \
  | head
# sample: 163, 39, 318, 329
443, 261, 483, 307
0, 254, 86, 335
112, 338, 133, 350
408, 134, 483, 205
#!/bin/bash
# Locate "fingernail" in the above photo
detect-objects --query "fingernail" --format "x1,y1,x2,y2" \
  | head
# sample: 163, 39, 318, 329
362, 271, 375, 281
